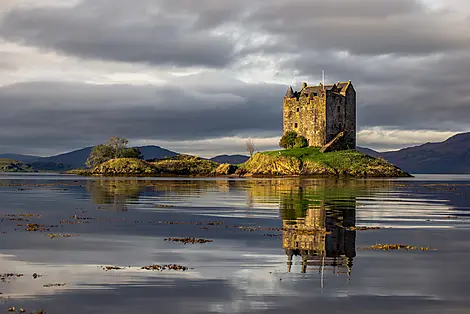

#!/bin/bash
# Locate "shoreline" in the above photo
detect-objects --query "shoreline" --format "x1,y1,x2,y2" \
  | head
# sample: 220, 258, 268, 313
62, 171, 412, 179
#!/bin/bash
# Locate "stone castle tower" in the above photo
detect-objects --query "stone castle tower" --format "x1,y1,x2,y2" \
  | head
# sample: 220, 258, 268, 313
283, 81, 356, 149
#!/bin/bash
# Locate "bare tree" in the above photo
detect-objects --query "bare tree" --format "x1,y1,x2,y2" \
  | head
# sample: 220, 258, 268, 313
246, 138, 255, 157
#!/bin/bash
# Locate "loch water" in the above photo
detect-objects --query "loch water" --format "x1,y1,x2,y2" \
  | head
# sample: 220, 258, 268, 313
1, 173, 470, 313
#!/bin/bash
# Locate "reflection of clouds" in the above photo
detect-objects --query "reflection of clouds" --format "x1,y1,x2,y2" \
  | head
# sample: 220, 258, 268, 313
356, 191, 460, 228
210, 265, 286, 313
0, 247, 201, 299
3, 177, 470, 313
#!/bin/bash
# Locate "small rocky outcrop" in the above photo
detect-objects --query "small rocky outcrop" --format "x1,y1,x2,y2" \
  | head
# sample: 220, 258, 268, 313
215, 163, 238, 175
151, 155, 218, 175
0, 159, 33, 172
241, 153, 302, 175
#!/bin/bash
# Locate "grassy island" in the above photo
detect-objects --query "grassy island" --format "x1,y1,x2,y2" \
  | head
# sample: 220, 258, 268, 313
240, 147, 410, 177
67, 148, 410, 178
69, 155, 221, 177
0, 158, 34, 172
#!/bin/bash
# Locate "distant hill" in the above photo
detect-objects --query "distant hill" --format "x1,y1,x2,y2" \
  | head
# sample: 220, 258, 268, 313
357, 132, 470, 174
1, 146, 179, 171
139, 146, 178, 161
356, 146, 381, 158
31, 147, 94, 171
0, 154, 40, 163
0, 158, 33, 172
378, 133, 470, 174
210, 154, 250, 164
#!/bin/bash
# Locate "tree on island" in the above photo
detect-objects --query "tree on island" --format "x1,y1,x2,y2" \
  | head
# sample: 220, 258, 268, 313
85, 136, 142, 168
293, 136, 308, 148
279, 131, 308, 149
246, 138, 256, 157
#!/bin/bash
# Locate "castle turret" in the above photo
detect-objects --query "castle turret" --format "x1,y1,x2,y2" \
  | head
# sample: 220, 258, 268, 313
285, 86, 295, 98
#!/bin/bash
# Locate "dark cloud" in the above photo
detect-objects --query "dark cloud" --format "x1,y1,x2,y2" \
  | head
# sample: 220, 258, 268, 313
0, 79, 284, 154
2, 0, 464, 63
0, 0, 469, 153
242, 0, 468, 56
0, 0, 235, 68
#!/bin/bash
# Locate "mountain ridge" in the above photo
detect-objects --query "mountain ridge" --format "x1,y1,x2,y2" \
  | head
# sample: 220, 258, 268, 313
0, 146, 179, 171
210, 154, 250, 164
357, 132, 470, 174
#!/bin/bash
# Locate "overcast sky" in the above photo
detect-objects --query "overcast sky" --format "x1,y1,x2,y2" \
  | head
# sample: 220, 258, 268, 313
0, 0, 469, 157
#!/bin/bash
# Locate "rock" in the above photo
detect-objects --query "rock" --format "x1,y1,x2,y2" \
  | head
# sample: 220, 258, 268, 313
241, 153, 302, 175
215, 163, 238, 175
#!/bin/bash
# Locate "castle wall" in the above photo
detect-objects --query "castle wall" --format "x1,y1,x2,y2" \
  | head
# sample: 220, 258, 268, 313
283, 95, 327, 147
344, 86, 356, 149
325, 92, 346, 144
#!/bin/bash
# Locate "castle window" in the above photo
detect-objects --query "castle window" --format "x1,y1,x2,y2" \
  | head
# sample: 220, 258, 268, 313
296, 107, 300, 112
294, 123, 298, 128
337, 106, 341, 114
313, 92, 318, 96
339, 123, 343, 130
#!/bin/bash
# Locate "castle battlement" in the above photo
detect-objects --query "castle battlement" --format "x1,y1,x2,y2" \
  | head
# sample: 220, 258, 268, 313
283, 81, 356, 149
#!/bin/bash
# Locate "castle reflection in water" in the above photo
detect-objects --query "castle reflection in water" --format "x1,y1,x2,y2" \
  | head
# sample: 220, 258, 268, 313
279, 184, 357, 275
85, 179, 360, 275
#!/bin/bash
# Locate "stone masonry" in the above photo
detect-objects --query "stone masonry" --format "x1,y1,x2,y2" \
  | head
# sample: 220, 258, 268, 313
283, 81, 356, 149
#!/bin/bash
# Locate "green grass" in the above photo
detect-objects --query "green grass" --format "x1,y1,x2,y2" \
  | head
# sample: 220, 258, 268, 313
264, 147, 323, 159
264, 147, 374, 167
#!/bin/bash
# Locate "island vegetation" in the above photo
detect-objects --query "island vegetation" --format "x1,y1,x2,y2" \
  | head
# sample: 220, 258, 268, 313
66, 135, 410, 178
0, 158, 33, 172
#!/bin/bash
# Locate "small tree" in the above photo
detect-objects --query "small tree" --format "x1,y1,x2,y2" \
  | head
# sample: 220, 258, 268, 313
122, 147, 143, 159
107, 136, 130, 158
85, 144, 115, 169
279, 131, 298, 149
246, 138, 255, 157
85, 136, 142, 168
294, 136, 308, 148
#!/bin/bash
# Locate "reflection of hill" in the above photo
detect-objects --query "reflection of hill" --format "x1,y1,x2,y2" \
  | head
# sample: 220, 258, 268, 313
86, 180, 143, 211
85, 180, 224, 211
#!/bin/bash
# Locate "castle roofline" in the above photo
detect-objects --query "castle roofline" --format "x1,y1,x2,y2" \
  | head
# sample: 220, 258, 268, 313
285, 86, 295, 98
286, 80, 353, 98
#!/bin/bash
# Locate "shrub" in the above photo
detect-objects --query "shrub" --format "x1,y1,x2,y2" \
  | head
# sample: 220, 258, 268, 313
294, 136, 308, 148
279, 131, 298, 149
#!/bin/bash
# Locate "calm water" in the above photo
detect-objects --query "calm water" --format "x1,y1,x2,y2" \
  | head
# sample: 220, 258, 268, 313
1, 173, 470, 313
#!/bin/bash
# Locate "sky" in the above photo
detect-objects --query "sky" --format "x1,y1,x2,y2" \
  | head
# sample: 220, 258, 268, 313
0, 0, 469, 157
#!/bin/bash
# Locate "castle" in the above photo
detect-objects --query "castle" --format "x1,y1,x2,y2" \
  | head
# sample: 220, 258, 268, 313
283, 81, 356, 149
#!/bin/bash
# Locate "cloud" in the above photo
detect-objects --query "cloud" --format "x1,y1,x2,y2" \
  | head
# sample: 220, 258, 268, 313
0, 78, 285, 155
0, 0, 236, 68
0, 0, 470, 154
357, 128, 460, 151
243, 0, 469, 56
